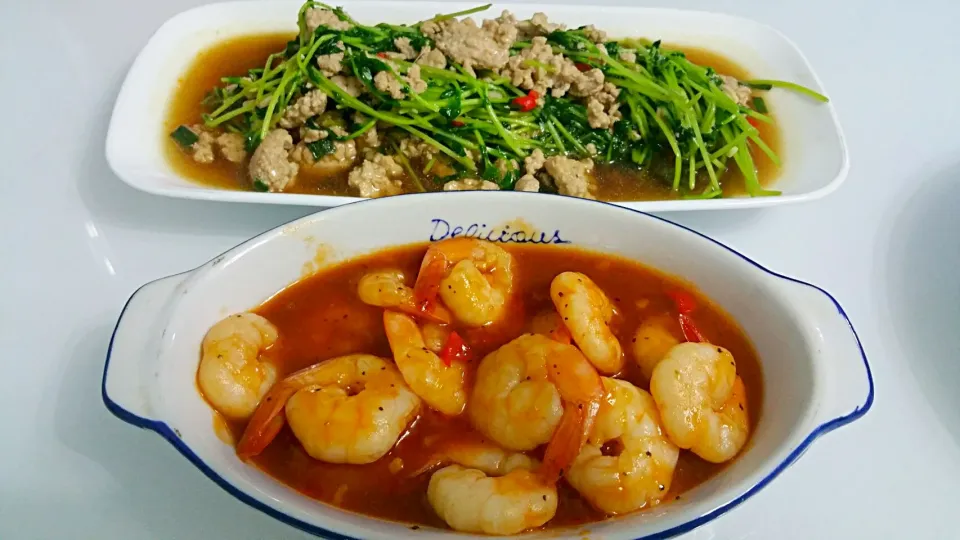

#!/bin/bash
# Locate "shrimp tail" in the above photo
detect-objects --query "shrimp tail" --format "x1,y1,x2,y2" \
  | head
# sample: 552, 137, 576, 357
235, 384, 293, 459
413, 253, 448, 307
236, 361, 335, 459
539, 399, 600, 484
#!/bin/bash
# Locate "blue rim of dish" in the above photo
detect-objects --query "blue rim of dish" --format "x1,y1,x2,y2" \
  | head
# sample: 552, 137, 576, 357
101, 192, 875, 540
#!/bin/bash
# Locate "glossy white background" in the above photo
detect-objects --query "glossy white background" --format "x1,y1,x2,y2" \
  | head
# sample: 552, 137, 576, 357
1, 0, 957, 538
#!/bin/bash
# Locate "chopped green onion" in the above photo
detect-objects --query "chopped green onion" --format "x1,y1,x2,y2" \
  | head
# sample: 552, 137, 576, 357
752, 96, 768, 114
170, 125, 199, 147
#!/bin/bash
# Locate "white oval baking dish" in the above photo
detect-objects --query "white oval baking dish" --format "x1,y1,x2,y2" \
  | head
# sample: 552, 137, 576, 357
105, 0, 848, 211
103, 192, 872, 538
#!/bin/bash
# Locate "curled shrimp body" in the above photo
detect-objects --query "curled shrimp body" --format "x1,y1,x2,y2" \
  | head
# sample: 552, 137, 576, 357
197, 313, 279, 419
632, 314, 681, 380
414, 238, 515, 327
425, 441, 556, 535
567, 378, 680, 514
383, 311, 467, 416
649, 343, 749, 463
469, 333, 603, 483
528, 309, 573, 344
237, 354, 420, 463
551, 272, 624, 374
357, 269, 451, 323
428, 465, 557, 535
416, 439, 540, 478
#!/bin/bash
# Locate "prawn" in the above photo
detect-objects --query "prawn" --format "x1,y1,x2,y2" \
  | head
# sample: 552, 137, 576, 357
649, 342, 749, 463
528, 309, 573, 344
632, 314, 681, 380
197, 313, 279, 420
383, 311, 467, 416
423, 440, 556, 535
469, 333, 603, 483
567, 378, 680, 514
550, 271, 624, 374
413, 238, 515, 327
414, 438, 539, 478
357, 269, 451, 323
236, 354, 420, 463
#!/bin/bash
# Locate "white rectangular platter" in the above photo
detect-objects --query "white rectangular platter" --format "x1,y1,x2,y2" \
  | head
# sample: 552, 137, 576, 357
105, 1, 848, 211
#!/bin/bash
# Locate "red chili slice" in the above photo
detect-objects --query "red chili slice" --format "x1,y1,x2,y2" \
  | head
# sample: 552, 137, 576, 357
439, 331, 471, 367
667, 290, 697, 315
511, 90, 540, 112
668, 290, 705, 342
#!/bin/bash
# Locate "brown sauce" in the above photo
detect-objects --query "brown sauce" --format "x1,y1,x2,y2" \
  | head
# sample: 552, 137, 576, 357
217, 243, 763, 529
165, 33, 781, 200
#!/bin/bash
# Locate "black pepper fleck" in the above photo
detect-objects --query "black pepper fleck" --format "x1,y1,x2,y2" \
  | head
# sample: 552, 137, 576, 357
645, 451, 651, 457
558, 292, 564, 297
379, 407, 384, 411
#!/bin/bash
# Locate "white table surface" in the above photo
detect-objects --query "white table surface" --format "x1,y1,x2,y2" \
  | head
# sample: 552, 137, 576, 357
3, 0, 959, 538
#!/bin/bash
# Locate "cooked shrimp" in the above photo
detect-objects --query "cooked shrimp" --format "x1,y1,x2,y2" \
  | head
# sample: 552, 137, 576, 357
383, 311, 467, 416
414, 238, 515, 327
427, 443, 557, 537
469, 333, 603, 483
567, 378, 679, 514
236, 354, 420, 463
197, 313, 279, 419
632, 314, 680, 380
415, 438, 539, 477
528, 309, 573, 344
357, 269, 451, 323
551, 271, 624, 374
649, 343, 749, 463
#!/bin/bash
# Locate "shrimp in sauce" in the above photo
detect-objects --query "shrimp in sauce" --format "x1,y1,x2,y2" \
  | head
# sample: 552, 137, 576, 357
414, 238, 516, 327
567, 378, 680, 514
195, 240, 762, 531
383, 310, 468, 416
551, 271, 625, 374
198, 313, 279, 419
650, 343, 750, 463
469, 333, 603, 483
237, 354, 420, 464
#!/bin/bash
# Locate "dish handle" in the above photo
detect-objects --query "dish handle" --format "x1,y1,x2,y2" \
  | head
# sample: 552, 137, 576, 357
103, 273, 187, 423
780, 278, 874, 427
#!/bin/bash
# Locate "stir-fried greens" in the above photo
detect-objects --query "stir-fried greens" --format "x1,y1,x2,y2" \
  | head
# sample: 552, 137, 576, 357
171, 2, 827, 199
